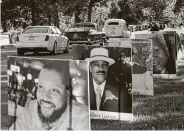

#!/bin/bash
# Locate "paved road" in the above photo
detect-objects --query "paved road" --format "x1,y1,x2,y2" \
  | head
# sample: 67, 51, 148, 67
1, 48, 73, 129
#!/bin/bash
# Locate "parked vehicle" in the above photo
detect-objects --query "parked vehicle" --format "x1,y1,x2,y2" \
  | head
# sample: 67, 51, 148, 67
103, 19, 131, 47
0, 32, 10, 46
104, 19, 130, 38
0, 30, 21, 46
16, 26, 69, 56
65, 22, 103, 45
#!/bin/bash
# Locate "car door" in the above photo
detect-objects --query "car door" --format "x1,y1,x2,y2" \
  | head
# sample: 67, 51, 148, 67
51, 28, 61, 49
55, 27, 67, 48
47, 28, 55, 51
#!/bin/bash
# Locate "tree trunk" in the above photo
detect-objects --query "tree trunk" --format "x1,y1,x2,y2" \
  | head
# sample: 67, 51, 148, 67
56, 11, 59, 28
2, 20, 7, 32
31, 1, 36, 25
88, 2, 93, 22
75, 11, 81, 23
53, 4, 59, 27
48, 13, 51, 25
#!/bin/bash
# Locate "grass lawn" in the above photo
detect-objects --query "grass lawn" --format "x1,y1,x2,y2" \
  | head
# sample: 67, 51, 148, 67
91, 68, 184, 130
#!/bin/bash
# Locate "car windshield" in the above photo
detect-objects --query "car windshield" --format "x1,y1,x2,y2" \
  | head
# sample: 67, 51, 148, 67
108, 22, 119, 25
23, 27, 48, 34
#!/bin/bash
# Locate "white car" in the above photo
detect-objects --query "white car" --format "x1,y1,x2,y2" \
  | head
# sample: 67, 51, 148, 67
16, 26, 69, 55
0, 32, 10, 46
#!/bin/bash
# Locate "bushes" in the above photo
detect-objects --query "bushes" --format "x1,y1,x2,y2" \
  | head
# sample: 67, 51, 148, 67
132, 41, 152, 71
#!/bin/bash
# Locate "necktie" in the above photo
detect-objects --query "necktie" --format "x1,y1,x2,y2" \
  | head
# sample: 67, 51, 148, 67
96, 86, 101, 110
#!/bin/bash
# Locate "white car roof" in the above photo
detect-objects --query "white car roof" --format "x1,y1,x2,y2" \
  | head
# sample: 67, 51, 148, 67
104, 19, 126, 26
105, 19, 126, 23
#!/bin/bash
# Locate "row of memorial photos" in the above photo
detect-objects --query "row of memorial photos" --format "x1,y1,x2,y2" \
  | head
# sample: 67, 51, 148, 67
7, 31, 182, 130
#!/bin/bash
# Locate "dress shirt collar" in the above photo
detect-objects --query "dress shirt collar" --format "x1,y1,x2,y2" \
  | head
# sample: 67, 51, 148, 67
93, 79, 106, 96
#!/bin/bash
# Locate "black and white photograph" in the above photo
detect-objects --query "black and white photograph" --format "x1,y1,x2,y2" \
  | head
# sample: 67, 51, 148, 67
152, 31, 177, 74
73, 45, 133, 121
132, 39, 153, 96
7, 56, 90, 130
1, 0, 184, 130
131, 31, 178, 75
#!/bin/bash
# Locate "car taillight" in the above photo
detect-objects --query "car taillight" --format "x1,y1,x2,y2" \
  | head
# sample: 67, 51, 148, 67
17, 36, 19, 42
45, 35, 49, 41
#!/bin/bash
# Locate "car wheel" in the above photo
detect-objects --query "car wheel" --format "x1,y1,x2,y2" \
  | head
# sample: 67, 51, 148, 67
51, 42, 57, 55
17, 49, 24, 56
64, 41, 69, 53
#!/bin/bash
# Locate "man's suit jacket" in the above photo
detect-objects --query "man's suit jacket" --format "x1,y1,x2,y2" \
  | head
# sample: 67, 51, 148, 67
89, 73, 130, 113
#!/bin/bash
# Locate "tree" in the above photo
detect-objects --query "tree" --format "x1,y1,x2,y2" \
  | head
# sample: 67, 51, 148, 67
38, 0, 59, 27
118, 0, 139, 24
108, 0, 140, 24
133, 0, 169, 22
108, 2, 120, 19
174, 0, 184, 13
87, 0, 102, 22
62, 0, 88, 23
1, 0, 40, 30
1, 0, 21, 31
12, 0, 39, 26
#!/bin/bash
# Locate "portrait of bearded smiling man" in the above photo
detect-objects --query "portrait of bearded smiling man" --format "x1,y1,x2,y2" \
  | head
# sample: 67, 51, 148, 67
9, 62, 89, 130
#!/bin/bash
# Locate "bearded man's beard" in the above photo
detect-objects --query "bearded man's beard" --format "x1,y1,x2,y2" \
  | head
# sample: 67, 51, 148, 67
37, 101, 67, 124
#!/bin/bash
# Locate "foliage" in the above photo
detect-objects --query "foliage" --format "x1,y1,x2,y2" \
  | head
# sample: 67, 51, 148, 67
107, 0, 171, 24
1, 0, 183, 32
174, 0, 184, 13
134, 0, 168, 22
177, 66, 184, 76
132, 41, 152, 69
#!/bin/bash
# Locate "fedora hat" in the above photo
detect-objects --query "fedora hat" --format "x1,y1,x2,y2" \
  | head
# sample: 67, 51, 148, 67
85, 47, 115, 66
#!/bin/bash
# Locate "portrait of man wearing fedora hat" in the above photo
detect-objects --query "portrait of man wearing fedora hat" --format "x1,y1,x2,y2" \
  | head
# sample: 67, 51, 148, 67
86, 47, 131, 112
